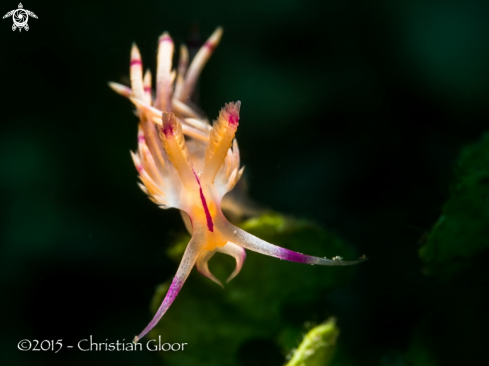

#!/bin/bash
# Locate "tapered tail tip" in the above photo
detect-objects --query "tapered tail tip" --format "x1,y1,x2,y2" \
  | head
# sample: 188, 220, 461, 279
132, 336, 139, 344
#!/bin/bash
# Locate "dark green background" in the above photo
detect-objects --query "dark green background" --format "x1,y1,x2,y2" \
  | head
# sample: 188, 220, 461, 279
2, 0, 489, 365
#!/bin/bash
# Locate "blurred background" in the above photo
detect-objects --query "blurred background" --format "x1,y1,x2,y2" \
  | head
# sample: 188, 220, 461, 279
2, 0, 489, 365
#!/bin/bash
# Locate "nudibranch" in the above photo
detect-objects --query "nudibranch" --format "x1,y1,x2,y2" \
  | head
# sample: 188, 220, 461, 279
109, 27, 367, 343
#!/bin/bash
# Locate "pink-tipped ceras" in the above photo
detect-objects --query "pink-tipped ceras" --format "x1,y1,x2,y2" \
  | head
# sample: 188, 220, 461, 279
109, 27, 367, 343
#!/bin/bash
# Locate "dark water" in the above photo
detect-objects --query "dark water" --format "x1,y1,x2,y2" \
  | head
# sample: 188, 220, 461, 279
2, 0, 489, 365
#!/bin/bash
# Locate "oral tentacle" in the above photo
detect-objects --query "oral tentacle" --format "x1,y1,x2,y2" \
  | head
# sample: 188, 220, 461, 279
196, 249, 223, 288
133, 237, 201, 343
222, 224, 368, 266
215, 242, 246, 283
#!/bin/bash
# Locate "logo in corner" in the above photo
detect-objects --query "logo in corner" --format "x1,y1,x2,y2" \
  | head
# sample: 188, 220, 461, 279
3, 3, 37, 32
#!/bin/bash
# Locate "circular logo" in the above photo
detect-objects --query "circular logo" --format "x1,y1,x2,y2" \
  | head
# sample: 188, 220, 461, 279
12, 9, 28, 27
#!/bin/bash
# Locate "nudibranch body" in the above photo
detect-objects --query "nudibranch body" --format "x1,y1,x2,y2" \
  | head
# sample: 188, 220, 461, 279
109, 27, 367, 343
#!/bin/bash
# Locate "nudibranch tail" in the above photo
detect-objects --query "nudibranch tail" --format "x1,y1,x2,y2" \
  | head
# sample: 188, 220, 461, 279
133, 238, 201, 343
220, 224, 368, 266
